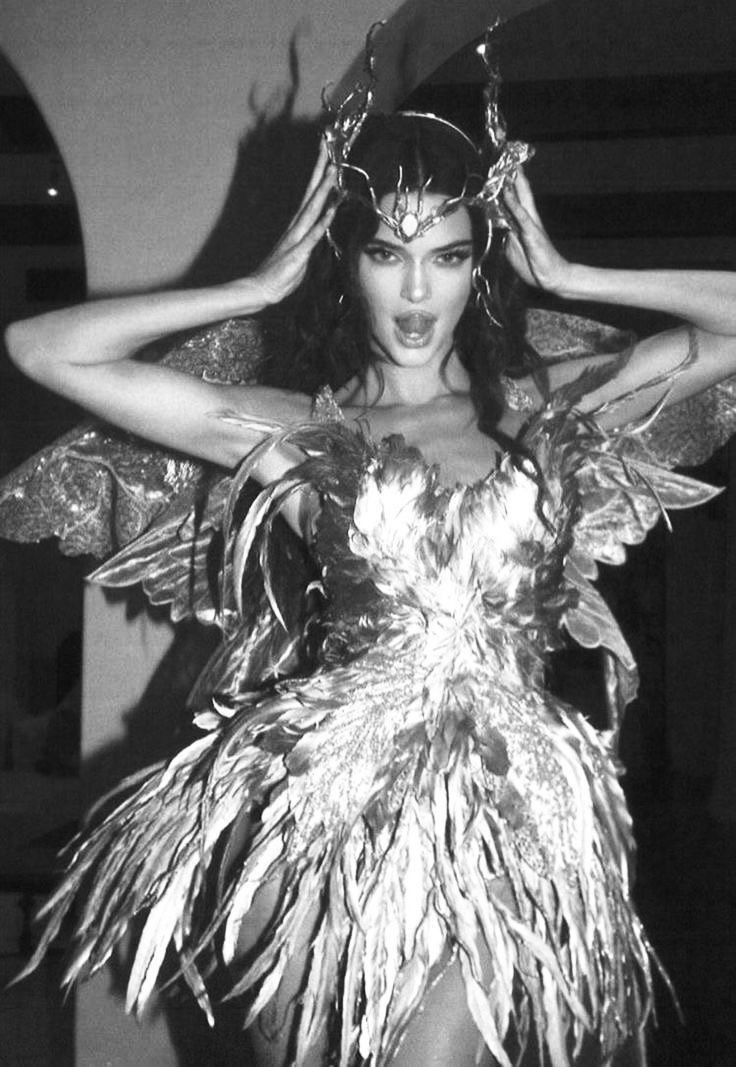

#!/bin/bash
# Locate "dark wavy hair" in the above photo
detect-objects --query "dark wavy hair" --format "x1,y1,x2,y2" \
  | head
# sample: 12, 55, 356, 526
267, 114, 531, 438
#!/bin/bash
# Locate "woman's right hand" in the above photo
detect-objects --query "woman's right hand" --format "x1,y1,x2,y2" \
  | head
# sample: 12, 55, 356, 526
243, 140, 338, 307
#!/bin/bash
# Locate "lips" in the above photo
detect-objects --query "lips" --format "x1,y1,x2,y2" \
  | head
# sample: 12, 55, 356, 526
394, 312, 436, 341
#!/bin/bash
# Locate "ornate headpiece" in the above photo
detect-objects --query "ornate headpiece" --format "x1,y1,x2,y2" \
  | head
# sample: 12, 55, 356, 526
322, 21, 534, 244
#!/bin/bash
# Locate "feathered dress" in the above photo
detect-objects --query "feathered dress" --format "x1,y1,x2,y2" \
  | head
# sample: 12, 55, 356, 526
2, 313, 733, 1066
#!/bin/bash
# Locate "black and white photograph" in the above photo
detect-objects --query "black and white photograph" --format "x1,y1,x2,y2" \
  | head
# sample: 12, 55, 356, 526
0, 1, 734, 1063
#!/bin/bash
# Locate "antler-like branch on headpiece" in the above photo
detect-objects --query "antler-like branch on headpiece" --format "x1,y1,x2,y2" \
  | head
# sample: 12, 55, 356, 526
322, 21, 383, 180
475, 19, 535, 222
321, 19, 534, 243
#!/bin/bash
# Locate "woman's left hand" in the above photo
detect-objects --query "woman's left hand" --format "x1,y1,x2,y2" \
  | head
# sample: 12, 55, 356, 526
502, 170, 573, 294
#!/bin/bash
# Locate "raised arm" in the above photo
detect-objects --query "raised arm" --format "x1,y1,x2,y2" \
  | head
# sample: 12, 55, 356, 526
503, 170, 736, 426
4, 144, 338, 475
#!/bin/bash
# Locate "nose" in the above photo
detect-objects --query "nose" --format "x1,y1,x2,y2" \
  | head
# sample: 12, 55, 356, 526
401, 260, 429, 303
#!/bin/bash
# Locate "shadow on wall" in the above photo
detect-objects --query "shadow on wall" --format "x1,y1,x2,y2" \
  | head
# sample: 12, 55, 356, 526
184, 35, 323, 289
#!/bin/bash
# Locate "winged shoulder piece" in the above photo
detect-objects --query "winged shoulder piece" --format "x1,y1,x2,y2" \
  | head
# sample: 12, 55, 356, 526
562, 422, 721, 716
515, 319, 726, 731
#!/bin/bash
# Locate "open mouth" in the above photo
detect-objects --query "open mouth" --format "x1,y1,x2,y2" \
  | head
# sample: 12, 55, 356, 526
394, 312, 436, 344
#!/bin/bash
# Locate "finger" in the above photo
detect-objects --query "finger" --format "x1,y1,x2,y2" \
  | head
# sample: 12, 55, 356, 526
509, 169, 544, 225
271, 202, 339, 297
500, 197, 540, 267
296, 139, 332, 213
298, 200, 339, 254
287, 166, 338, 245
501, 181, 529, 228
280, 196, 339, 265
502, 181, 540, 238
503, 230, 525, 267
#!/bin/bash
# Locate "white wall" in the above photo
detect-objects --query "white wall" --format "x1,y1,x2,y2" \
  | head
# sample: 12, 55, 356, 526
1, 0, 546, 292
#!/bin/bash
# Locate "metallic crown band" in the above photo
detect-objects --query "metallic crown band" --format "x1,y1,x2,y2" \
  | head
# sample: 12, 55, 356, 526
321, 20, 534, 244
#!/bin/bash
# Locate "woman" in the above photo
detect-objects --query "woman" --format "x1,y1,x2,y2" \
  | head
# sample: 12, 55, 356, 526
6, 105, 736, 1067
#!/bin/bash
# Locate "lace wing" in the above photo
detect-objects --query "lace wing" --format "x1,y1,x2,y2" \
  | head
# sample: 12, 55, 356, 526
638, 379, 736, 467
0, 318, 266, 559
525, 306, 636, 365
0, 423, 202, 558
526, 306, 736, 467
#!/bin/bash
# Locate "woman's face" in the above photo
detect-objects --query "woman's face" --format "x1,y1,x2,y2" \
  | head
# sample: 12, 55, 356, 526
355, 192, 475, 370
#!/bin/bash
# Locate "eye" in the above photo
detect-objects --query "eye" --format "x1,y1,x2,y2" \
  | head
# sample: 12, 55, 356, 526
363, 245, 399, 264
436, 248, 472, 266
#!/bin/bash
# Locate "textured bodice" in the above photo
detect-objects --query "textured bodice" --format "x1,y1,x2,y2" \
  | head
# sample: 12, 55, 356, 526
226, 372, 715, 733
314, 434, 573, 694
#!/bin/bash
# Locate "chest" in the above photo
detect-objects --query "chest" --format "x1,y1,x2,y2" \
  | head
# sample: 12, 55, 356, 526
350, 398, 523, 488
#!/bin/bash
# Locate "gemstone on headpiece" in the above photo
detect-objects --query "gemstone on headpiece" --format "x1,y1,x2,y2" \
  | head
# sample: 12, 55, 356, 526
398, 212, 420, 239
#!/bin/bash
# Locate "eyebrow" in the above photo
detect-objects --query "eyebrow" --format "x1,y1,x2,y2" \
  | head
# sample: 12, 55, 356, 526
364, 237, 474, 252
